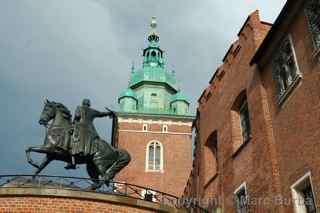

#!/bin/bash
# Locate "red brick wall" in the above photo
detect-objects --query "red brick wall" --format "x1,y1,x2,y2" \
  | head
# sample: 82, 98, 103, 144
184, 3, 320, 213
0, 197, 156, 213
115, 117, 193, 197
184, 11, 282, 212
259, 4, 320, 212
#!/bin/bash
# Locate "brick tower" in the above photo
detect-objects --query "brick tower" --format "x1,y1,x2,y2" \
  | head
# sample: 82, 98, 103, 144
112, 17, 194, 197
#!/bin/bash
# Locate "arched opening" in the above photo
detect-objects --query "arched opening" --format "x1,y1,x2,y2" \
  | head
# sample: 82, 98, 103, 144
204, 131, 218, 185
146, 141, 163, 172
231, 90, 251, 153
151, 51, 157, 57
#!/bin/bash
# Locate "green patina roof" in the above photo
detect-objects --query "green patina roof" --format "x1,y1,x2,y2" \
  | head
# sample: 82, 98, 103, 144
170, 91, 190, 104
117, 17, 192, 116
118, 89, 138, 102
129, 66, 177, 91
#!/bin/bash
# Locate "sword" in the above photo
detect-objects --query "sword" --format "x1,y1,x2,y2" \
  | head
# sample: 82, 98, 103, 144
105, 107, 115, 117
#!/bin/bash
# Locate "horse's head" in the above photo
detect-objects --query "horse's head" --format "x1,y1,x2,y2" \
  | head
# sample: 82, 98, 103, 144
39, 99, 56, 126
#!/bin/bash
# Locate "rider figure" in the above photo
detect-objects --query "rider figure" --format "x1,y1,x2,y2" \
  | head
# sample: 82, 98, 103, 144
65, 99, 112, 170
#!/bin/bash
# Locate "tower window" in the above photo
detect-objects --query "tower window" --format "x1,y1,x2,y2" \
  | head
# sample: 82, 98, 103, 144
272, 35, 301, 104
151, 93, 157, 97
143, 124, 148, 132
146, 141, 163, 172
291, 172, 317, 213
151, 51, 157, 57
305, 0, 320, 50
162, 125, 168, 133
234, 183, 248, 213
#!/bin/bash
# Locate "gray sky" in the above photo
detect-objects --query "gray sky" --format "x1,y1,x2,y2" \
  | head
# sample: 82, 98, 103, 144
0, 0, 286, 177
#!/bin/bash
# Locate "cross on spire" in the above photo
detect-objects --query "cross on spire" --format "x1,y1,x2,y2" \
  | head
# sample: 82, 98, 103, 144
148, 17, 159, 43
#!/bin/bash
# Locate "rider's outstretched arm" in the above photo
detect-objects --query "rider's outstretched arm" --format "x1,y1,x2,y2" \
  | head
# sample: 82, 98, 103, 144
94, 110, 113, 118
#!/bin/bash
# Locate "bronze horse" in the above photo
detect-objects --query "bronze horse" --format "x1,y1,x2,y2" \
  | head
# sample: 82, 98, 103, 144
25, 100, 130, 189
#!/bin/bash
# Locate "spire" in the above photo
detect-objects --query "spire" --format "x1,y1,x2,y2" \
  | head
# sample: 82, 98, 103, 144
142, 17, 164, 68
148, 17, 159, 43
131, 61, 135, 73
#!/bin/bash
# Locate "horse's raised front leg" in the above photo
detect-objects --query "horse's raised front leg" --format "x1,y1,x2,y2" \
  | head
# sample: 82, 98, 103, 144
26, 146, 42, 168
33, 156, 52, 176
26, 145, 52, 169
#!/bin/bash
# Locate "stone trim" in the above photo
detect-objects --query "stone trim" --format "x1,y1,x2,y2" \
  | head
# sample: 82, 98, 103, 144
290, 171, 317, 213
119, 129, 192, 136
118, 117, 193, 127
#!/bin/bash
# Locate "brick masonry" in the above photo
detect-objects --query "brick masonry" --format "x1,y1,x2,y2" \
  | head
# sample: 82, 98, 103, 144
114, 116, 193, 197
0, 187, 184, 213
183, 2, 320, 212
0, 197, 156, 213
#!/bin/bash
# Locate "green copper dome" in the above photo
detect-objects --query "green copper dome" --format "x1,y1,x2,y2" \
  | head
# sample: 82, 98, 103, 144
170, 91, 190, 104
118, 17, 192, 117
118, 89, 138, 102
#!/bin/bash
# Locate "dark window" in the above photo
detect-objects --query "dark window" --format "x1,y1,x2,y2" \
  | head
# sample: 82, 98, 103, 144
239, 98, 251, 142
302, 183, 317, 213
305, 0, 320, 50
151, 51, 157, 57
235, 186, 248, 213
151, 93, 157, 97
272, 36, 300, 102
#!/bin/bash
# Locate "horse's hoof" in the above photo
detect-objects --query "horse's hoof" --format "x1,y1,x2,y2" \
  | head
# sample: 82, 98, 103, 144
90, 183, 102, 190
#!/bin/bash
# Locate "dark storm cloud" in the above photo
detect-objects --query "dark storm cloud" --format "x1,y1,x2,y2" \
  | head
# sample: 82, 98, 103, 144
0, 0, 285, 176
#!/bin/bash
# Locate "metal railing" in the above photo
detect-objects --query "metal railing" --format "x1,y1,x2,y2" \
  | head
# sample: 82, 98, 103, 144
0, 175, 178, 207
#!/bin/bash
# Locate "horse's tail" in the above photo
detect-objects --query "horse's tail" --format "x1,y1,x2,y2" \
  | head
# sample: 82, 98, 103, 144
117, 148, 131, 166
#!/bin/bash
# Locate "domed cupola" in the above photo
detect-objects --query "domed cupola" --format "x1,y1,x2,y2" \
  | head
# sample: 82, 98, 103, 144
170, 91, 190, 115
143, 17, 164, 68
118, 89, 138, 112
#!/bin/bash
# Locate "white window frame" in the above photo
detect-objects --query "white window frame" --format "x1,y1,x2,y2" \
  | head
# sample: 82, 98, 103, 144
162, 124, 168, 133
234, 182, 248, 213
145, 140, 164, 173
142, 123, 148, 132
272, 34, 302, 105
291, 171, 317, 213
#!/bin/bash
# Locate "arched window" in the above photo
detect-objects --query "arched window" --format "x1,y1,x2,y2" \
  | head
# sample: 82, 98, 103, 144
231, 90, 251, 154
151, 51, 157, 57
146, 141, 163, 172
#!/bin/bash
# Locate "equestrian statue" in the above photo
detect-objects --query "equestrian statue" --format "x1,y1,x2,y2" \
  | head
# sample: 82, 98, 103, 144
25, 99, 131, 189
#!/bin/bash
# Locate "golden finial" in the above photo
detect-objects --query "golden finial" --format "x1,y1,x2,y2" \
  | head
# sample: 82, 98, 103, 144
150, 16, 157, 29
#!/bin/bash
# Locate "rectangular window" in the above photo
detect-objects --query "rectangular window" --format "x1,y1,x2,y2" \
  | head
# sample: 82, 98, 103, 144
162, 124, 168, 133
239, 99, 251, 142
305, 0, 320, 50
143, 124, 148, 132
272, 35, 301, 104
291, 172, 317, 213
234, 183, 248, 213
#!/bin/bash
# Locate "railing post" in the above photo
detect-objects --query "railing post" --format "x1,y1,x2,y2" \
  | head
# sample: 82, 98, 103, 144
161, 193, 164, 204
38, 176, 41, 188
